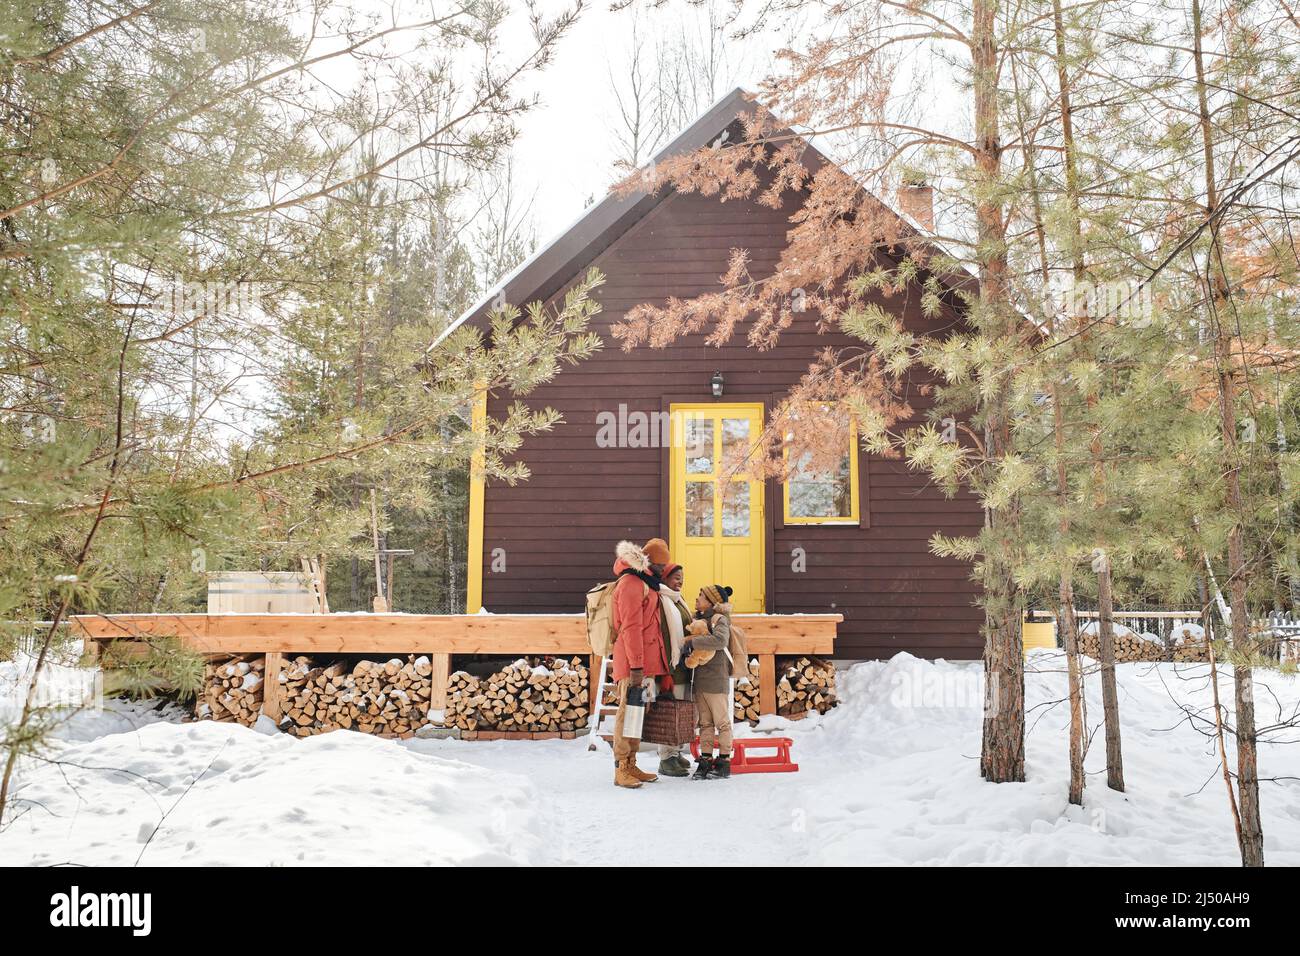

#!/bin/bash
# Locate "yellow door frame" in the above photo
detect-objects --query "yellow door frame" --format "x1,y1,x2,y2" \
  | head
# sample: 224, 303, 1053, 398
669, 402, 765, 613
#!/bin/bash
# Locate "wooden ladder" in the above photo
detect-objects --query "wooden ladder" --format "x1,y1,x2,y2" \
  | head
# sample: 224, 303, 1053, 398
587, 655, 617, 745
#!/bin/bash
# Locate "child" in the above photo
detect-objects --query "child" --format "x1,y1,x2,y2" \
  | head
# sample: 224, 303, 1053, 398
683, 584, 734, 779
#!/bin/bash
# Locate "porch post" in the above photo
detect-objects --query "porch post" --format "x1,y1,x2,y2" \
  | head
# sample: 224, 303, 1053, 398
261, 651, 284, 723
428, 652, 451, 712
758, 654, 776, 715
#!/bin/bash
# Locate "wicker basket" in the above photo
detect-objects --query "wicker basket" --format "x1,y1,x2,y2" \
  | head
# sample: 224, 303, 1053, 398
641, 698, 696, 746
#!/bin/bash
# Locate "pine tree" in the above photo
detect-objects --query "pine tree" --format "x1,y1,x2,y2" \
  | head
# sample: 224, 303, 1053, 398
0, 0, 587, 826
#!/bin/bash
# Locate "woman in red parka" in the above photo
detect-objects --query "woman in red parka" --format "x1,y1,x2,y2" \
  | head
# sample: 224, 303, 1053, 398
610, 538, 670, 788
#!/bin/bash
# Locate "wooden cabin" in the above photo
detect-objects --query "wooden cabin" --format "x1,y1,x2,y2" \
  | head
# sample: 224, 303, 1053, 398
71, 92, 986, 735
448, 89, 985, 661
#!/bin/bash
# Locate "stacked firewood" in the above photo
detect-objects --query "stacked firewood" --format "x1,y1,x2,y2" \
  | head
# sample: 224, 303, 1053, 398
1169, 624, 1210, 662
444, 657, 589, 733
777, 657, 838, 718
1078, 627, 1166, 663
733, 659, 761, 723
195, 655, 265, 727
279, 655, 434, 738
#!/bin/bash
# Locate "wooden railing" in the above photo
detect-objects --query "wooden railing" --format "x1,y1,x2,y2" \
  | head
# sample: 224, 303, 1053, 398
71, 611, 841, 716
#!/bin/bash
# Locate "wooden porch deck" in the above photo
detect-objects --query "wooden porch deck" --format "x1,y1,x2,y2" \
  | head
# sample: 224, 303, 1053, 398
71, 612, 841, 720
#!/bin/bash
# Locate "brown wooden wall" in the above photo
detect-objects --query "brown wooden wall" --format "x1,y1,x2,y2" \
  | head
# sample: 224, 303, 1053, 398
479, 181, 985, 660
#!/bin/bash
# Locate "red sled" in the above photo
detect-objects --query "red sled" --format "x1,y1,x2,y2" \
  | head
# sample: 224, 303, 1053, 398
691, 736, 799, 773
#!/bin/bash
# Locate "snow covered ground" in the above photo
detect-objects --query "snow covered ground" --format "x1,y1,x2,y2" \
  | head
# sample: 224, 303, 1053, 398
2, 651, 1297, 866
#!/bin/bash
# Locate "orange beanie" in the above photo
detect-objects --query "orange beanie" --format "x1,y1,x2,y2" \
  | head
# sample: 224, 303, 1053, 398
643, 537, 671, 566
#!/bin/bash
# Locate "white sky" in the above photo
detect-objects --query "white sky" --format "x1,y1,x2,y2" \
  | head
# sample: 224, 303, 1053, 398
498, 1, 781, 239
303, 0, 966, 261
492, 1, 967, 259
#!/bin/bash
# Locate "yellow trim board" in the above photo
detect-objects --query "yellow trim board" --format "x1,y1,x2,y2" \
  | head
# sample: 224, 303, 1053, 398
465, 386, 487, 613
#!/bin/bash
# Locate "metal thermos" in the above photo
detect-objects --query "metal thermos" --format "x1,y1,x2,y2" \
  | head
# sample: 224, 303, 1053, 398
623, 684, 645, 738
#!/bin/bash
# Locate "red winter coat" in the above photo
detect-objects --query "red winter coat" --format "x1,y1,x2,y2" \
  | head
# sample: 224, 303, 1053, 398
610, 541, 668, 681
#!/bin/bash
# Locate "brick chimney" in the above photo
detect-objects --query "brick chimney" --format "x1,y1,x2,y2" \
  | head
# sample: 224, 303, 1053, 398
897, 180, 934, 232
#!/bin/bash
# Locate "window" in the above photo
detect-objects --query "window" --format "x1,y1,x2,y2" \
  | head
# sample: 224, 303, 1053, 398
782, 411, 860, 525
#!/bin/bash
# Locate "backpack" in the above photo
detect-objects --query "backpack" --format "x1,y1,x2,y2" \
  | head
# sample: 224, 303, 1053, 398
585, 573, 647, 657
722, 621, 748, 679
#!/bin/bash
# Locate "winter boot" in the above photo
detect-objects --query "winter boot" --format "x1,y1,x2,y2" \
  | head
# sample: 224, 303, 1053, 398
614, 759, 643, 789
711, 754, 732, 779
671, 754, 692, 773
625, 756, 658, 783
658, 756, 689, 777
692, 754, 714, 780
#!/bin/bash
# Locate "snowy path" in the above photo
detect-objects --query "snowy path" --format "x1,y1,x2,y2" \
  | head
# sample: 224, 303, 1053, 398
3, 652, 1299, 866
408, 737, 806, 865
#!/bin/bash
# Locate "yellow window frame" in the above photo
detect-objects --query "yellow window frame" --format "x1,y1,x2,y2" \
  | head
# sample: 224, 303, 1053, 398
781, 412, 860, 526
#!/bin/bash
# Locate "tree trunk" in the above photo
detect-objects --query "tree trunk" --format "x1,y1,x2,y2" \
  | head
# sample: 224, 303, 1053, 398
384, 531, 395, 612
1014, 43, 1084, 804
1275, 393, 1300, 615
1096, 561, 1125, 790
1061, 589, 1085, 804
1052, 0, 1124, 792
972, 0, 1025, 783
1192, 0, 1262, 866
1053, 388, 1086, 805
980, 573, 1026, 783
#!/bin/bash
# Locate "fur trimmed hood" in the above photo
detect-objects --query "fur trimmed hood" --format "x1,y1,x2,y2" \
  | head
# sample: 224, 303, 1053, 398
613, 539, 649, 574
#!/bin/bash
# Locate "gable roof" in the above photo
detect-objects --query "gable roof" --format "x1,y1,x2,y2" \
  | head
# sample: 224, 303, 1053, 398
431, 87, 976, 348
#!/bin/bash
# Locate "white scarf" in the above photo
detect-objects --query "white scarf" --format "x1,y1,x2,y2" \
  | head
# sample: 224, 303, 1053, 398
658, 585, 687, 668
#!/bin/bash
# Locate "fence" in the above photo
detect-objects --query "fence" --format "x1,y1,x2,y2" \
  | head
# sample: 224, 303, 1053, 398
1257, 611, 1300, 664
1072, 610, 1205, 643
3, 620, 79, 664
1025, 609, 1207, 643
1033, 607, 1300, 664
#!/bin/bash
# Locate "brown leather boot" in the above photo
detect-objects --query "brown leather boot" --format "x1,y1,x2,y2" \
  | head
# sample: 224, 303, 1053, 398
626, 761, 658, 783
614, 759, 643, 789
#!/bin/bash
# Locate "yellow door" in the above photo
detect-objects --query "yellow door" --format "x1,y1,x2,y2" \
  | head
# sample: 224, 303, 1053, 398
670, 403, 765, 613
